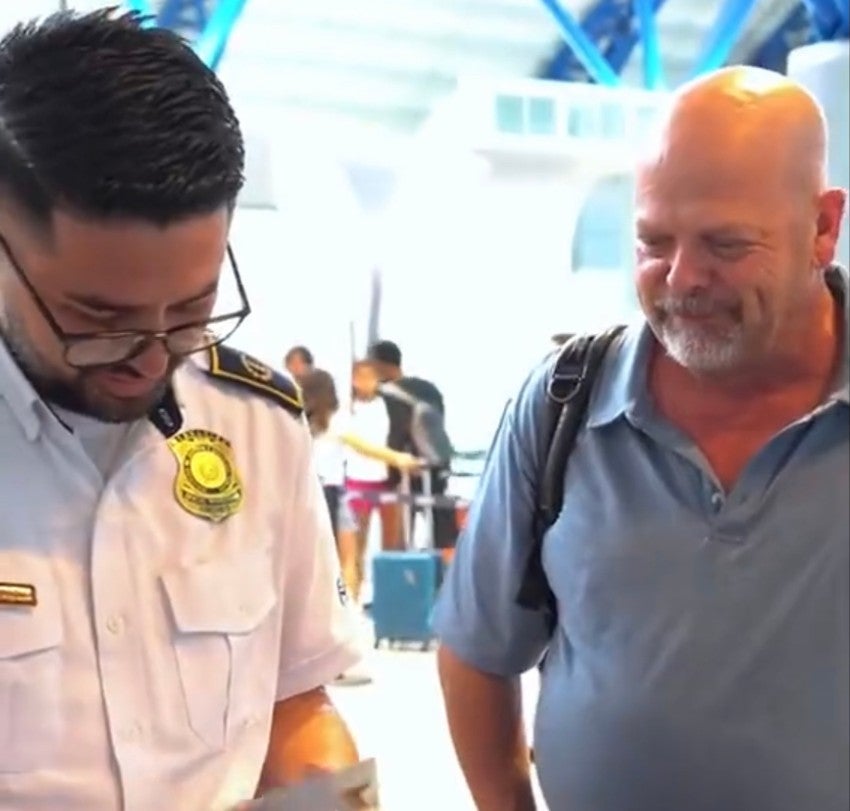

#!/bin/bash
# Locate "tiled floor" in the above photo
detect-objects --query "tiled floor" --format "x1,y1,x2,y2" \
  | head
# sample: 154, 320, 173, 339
329, 630, 546, 810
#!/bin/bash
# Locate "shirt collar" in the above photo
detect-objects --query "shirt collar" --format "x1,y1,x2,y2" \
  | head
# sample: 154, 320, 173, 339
586, 264, 850, 428
585, 319, 652, 429
0, 336, 46, 441
825, 264, 849, 404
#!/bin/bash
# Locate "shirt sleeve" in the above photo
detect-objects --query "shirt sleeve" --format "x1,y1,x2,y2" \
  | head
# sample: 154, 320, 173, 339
431, 359, 553, 676
275, 420, 362, 700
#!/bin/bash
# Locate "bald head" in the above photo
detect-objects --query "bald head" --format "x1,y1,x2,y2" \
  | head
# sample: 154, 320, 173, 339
642, 66, 828, 195
633, 65, 846, 379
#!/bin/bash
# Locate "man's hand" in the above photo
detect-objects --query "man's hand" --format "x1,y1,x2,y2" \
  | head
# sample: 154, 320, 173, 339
255, 687, 359, 794
234, 759, 379, 810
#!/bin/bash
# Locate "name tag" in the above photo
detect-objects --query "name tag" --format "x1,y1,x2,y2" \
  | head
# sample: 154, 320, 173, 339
0, 582, 37, 607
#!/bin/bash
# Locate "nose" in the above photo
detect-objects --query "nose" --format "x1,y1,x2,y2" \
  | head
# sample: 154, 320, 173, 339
666, 243, 709, 294
128, 339, 171, 379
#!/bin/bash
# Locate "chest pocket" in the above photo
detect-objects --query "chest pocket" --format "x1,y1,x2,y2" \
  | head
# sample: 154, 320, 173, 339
0, 560, 64, 773
160, 545, 279, 750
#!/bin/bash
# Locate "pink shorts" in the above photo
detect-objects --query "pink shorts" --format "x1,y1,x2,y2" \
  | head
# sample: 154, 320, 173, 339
345, 479, 389, 518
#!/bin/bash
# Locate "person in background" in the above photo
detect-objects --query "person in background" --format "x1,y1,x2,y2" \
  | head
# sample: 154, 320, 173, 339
368, 339, 458, 550
300, 368, 361, 600
300, 367, 416, 603
346, 359, 417, 553
432, 67, 849, 811
0, 10, 361, 809
284, 344, 314, 382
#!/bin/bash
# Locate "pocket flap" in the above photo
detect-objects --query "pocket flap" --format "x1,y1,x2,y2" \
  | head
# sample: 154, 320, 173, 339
161, 546, 277, 635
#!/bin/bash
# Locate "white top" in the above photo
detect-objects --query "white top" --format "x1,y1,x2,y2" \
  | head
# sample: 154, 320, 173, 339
342, 398, 390, 483
311, 412, 346, 488
0, 340, 362, 811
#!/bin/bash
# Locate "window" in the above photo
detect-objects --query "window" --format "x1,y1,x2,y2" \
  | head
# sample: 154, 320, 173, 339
495, 94, 524, 134
571, 175, 634, 273
527, 97, 556, 135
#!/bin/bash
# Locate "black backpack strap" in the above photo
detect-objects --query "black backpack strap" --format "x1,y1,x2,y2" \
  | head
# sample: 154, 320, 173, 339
516, 325, 626, 623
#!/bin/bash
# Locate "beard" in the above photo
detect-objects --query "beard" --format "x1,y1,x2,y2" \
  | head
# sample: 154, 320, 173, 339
652, 291, 749, 373
0, 304, 181, 424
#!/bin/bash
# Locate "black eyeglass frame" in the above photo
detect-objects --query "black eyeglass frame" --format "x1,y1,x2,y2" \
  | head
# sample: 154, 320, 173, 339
0, 234, 251, 369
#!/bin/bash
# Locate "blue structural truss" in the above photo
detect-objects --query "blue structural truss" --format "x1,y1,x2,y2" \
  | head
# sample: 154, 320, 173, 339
124, 0, 247, 70
540, 0, 849, 89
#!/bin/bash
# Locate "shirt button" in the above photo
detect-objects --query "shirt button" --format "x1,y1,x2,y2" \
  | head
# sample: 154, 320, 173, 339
120, 722, 143, 742
106, 615, 124, 635
710, 492, 724, 511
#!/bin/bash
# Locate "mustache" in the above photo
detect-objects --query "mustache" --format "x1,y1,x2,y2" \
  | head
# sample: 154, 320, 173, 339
81, 356, 181, 379
655, 294, 739, 317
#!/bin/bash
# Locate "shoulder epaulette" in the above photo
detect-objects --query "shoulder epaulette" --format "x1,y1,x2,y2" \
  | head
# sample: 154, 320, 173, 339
205, 345, 303, 418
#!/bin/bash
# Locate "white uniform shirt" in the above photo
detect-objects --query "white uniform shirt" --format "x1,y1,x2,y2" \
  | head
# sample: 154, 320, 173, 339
0, 340, 361, 811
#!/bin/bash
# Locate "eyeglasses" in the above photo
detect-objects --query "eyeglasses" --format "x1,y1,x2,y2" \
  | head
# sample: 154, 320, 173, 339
0, 234, 251, 369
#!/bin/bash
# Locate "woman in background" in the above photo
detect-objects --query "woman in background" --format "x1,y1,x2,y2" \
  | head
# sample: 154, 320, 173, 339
346, 359, 417, 555
300, 366, 417, 604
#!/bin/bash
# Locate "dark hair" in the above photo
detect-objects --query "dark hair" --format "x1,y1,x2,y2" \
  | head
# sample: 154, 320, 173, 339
368, 340, 402, 368
300, 368, 338, 435
0, 8, 244, 228
285, 345, 314, 367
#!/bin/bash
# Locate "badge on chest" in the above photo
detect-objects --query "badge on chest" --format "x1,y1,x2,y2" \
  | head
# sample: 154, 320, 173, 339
166, 429, 243, 522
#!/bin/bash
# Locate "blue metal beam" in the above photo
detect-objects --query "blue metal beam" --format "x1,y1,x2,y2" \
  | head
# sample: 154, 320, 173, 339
749, 4, 814, 72
192, 0, 249, 70
690, 0, 761, 78
538, 0, 622, 85
836, 0, 850, 35
156, 0, 209, 39
633, 0, 665, 89
541, 0, 669, 87
802, 0, 848, 37
156, 0, 186, 29
124, 0, 156, 22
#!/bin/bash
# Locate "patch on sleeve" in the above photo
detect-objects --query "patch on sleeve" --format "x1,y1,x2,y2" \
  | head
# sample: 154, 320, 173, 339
336, 576, 349, 606
205, 345, 303, 418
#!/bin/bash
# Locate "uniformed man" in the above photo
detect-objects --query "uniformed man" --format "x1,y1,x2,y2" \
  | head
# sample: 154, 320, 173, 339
0, 10, 362, 810
433, 68, 849, 810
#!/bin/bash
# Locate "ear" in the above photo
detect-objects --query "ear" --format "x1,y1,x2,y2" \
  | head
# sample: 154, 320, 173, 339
814, 187, 847, 266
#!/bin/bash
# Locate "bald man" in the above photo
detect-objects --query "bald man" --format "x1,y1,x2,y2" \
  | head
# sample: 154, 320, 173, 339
432, 67, 849, 811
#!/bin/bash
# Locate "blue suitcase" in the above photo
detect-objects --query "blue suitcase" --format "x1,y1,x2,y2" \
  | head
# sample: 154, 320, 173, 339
371, 551, 443, 649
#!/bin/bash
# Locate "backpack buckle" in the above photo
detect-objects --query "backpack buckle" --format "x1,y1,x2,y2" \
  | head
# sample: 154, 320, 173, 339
547, 371, 584, 404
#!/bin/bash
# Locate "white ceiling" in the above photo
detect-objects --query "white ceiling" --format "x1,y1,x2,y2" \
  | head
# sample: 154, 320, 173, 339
217, 0, 587, 134
0, 2, 800, 139
214, 0, 799, 137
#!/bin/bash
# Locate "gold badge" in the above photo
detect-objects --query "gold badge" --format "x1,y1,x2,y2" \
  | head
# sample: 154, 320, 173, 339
167, 429, 243, 522
0, 583, 37, 607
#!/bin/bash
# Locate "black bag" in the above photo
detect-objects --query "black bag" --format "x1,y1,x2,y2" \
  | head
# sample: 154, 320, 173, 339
516, 325, 626, 628
381, 382, 454, 466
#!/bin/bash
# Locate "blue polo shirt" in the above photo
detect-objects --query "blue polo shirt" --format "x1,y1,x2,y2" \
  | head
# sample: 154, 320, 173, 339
433, 275, 849, 811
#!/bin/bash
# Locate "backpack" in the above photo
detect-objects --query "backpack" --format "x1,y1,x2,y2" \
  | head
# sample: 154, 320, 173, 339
380, 382, 454, 467
516, 325, 627, 628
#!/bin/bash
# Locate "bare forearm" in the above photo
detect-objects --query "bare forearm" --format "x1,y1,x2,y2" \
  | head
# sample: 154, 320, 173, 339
257, 688, 359, 794
338, 433, 409, 468
437, 645, 536, 811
